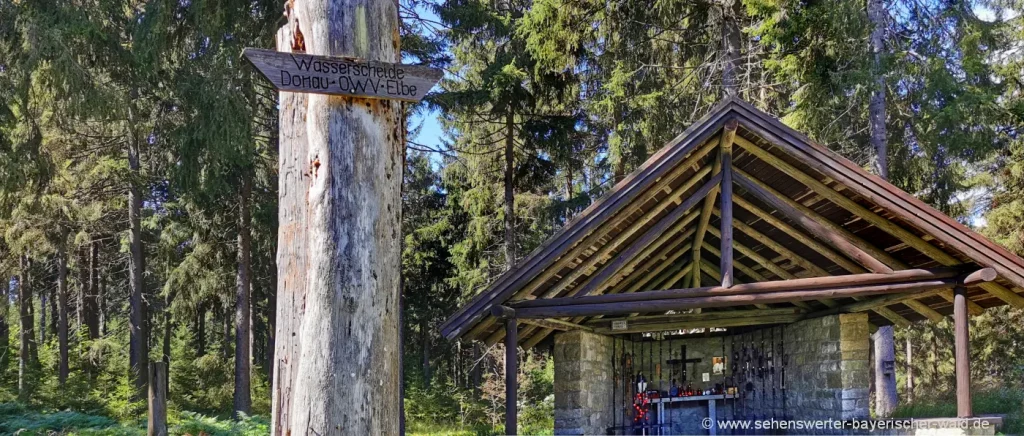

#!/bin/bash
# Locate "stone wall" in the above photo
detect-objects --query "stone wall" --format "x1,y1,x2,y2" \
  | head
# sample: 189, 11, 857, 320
553, 330, 615, 435
785, 313, 871, 421
551, 313, 871, 435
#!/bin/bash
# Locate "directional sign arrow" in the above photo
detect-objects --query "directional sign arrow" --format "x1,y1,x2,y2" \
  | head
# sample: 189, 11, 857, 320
243, 48, 442, 102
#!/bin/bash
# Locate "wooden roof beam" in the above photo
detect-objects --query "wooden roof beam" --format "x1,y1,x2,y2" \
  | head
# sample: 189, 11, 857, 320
588, 308, 806, 326
734, 148, 1020, 311
591, 312, 804, 334
735, 135, 1022, 308
734, 172, 893, 274
538, 164, 713, 299
698, 258, 770, 309
502, 139, 720, 303
512, 279, 960, 319
519, 318, 592, 332
691, 120, 737, 288
572, 173, 723, 297
512, 268, 986, 308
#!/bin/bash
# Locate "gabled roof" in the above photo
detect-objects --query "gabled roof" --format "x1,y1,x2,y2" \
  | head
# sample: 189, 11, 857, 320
440, 97, 1024, 347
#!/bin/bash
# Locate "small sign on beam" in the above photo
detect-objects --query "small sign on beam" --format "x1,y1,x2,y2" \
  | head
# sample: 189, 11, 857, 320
243, 48, 442, 102
611, 320, 628, 331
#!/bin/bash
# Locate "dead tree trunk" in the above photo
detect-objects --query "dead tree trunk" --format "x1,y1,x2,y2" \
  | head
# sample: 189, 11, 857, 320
234, 176, 253, 418
270, 0, 403, 430
57, 243, 70, 385
127, 103, 150, 398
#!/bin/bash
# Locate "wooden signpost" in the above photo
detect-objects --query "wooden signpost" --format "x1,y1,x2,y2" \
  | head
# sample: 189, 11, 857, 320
243, 48, 441, 102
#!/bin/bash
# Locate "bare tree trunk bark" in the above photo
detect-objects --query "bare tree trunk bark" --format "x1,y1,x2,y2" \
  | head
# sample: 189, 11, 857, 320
270, 0, 403, 430
270, 24, 308, 433
267, 270, 276, 386
867, 0, 889, 179
720, 0, 741, 97
504, 111, 516, 269
127, 103, 149, 398
57, 243, 69, 385
234, 176, 253, 418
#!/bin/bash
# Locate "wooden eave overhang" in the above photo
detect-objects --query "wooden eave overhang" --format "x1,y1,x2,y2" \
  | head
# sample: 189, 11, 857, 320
440, 97, 1024, 347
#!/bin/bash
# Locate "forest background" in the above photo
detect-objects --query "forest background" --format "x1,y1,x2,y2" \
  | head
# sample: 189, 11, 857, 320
1, 0, 1023, 433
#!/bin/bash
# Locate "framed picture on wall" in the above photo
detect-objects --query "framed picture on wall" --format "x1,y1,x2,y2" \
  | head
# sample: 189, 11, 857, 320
713, 356, 725, 375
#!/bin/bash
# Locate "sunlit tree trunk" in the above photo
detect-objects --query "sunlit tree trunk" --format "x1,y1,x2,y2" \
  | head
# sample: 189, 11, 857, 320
270, 0, 403, 430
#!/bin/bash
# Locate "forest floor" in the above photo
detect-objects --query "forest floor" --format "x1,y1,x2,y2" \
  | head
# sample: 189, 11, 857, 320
0, 389, 1019, 435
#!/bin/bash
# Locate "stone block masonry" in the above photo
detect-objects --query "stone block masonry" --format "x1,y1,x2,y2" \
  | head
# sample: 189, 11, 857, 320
554, 330, 615, 435
551, 314, 871, 434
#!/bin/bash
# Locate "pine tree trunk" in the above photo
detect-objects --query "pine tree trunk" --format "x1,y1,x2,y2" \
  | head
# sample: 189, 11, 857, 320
234, 176, 253, 418
223, 306, 232, 358
867, 0, 888, 179
99, 267, 106, 336
18, 256, 36, 400
40, 287, 47, 346
57, 243, 70, 385
421, 318, 431, 389
127, 105, 149, 398
867, 0, 897, 416
0, 276, 9, 371
906, 335, 914, 403
270, 0, 403, 430
162, 292, 173, 399
86, 239, 100, 339
196, 304, 207, 357
504, 111, 516, 269
720, 0, 741, 97
267, 272, 276, 386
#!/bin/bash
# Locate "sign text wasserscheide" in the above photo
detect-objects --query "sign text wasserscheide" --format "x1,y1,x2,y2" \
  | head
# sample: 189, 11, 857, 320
244, 48, 442, 102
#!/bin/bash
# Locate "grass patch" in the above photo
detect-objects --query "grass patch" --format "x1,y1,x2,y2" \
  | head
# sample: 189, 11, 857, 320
892, 388, 1024, 434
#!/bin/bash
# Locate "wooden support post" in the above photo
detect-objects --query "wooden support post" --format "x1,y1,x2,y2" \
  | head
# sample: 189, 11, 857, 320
505, 318, 518, 435
148, 362, 167, 436
720, 122, 735, 288
954, 285, 972, 418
